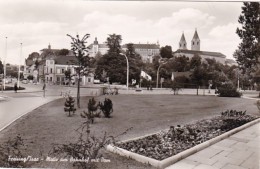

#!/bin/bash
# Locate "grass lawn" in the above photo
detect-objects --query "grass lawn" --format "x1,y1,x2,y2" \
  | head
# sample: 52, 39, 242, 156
0, 94, 259, 169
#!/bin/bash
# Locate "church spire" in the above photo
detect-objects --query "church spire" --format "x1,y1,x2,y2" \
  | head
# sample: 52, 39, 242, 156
191, 29, 200, 51
179, 32, 187, 50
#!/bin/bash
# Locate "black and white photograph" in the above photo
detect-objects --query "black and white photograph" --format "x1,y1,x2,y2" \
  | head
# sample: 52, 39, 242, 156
0, 0, 259, 169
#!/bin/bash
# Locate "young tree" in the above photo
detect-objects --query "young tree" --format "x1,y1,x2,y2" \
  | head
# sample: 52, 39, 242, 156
234, 2, 260, 75
67, 34, 91, 108
64, 96, 76, 117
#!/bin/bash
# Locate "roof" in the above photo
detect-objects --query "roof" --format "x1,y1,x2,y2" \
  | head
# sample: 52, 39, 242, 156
180, 33, 187, 42
88, 43, 109, 49
54, 56, 78, 65
122, 44, 160, 49
174, 49, 226, 58
192, 30, 200, 40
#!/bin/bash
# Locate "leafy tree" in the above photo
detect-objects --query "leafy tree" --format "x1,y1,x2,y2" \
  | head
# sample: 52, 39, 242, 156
106, 34, 122, 54
64, 69, 72, 86
190, 54, 201, 70
58, 48, 70, 56
126, 43, 144, 85
0, 60, 4, 74
95, 34, 128, 84
234, 2, 260, 75
67, 34, 91, 108
64, 96, 76, 117
160, 45, 173, 58
172, 56, 190, 72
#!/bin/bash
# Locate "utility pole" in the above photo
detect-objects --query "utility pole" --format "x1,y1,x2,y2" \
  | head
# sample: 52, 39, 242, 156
18, 43, 22, 88
3, 37, 7, 90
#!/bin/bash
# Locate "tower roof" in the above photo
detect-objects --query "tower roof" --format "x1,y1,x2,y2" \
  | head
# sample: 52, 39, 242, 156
192, 29, 200, 40
180, 32, 187, 43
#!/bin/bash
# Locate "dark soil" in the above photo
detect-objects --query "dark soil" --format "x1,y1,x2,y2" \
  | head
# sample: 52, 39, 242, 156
117, 114, 258, 160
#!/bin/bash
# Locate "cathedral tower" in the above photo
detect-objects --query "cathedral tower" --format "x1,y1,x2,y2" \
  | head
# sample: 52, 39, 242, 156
191, 29, 200, 51
179, 32, 187, 50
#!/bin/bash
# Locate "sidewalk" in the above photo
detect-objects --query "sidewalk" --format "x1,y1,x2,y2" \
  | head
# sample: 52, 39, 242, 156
166, 122, 260, 169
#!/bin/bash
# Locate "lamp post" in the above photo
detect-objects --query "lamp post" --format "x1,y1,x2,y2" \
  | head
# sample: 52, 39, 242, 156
120, 53, 129, 91
156, 62, 166, 88
3, 37, 7, 91
18, 43, 22, 88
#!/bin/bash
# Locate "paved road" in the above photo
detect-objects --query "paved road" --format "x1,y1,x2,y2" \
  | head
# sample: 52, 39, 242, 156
0, 83, 102, 132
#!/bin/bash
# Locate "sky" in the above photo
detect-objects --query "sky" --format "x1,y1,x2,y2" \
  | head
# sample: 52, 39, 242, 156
0, 0, 244, 65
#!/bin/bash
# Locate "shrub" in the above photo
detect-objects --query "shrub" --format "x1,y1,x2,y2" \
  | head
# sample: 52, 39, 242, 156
81, 97, 100, 124
64, 96, 76, 117
216, 82, 242, 97
0, 135, 27, 168
171, 81, 182, 95
99, 98, 113, 118
51, 122, 114, 169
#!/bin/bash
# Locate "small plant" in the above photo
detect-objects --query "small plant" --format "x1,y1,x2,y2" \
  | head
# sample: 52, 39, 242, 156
81, 98, 101, 124
64, 96, 76, 117
0, 135, 27, 168
99, 98, 113, 118
51, 122, 115, 169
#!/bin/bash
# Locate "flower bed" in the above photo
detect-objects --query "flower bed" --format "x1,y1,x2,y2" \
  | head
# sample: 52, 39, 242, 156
116, 111, 258, 161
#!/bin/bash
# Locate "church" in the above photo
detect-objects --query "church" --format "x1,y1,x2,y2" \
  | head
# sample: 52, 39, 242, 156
173, 29, 226, 64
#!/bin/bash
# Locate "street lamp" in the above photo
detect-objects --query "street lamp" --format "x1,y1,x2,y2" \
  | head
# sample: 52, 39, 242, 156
156, 61, 167, 88
120, 53, 129, 91
18, 43, 22, 88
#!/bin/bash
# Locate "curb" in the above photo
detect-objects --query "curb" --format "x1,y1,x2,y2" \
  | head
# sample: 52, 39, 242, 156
106, 118, 260, 169
0, 97, 59, 133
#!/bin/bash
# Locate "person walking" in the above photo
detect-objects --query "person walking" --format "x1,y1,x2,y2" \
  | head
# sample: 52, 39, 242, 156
14, 83, 18, 93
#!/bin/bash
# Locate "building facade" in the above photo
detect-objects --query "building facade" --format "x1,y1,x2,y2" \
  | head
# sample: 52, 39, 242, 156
88, 37, 160, 63
174, 30, 226, 64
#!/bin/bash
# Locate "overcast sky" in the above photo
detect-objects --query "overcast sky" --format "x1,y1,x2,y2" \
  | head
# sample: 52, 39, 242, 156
0, 0, 243, 65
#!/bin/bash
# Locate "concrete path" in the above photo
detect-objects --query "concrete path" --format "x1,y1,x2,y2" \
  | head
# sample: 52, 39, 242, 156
166, 122, 260, 169
0, 96, 59, 132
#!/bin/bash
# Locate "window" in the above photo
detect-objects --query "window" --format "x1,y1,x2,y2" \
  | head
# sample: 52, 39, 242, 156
62, 69, 64, 73
88, 78, 91, 83
50, 77, 52, 82
180, 44, 181, 47
193, 41, 194, 45
57, 77, 60, 82
50, 68, 53, 73
46, 77, 49, 82
197, 42, 199, 45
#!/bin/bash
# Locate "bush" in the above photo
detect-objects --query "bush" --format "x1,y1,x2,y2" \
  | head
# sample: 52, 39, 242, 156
216, 83, 242, 97
64, 96, 76, 117
99, 98, 113, 118
81, 97, 100, 124
0, 135, 27, 168
171, 81, 182, 95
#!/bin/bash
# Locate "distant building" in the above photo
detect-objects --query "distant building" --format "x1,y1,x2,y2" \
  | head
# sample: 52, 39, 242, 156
25, 44, 94, 85
225, 59, 238, 66
88, 37, 160, 63
173, 29, 226, 64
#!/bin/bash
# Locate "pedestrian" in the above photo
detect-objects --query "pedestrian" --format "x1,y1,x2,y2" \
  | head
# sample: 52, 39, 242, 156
14, 83, 18, 93
43, 83, 46, 90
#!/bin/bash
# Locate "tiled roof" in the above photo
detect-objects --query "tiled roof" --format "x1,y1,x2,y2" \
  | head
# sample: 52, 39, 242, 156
54, 56, 78, 65
174, 49, 226, 58
192, 30, 200, 40
122, 44, 160, 49
180, 33, 186, 42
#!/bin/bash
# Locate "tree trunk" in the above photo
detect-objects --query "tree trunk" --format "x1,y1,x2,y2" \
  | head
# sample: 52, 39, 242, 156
77, 73, 80, 108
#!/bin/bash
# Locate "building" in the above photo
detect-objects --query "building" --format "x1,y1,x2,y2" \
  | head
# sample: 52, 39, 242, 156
88, 37, 160, 63
25, 44, 94, 85
174, 29, 226, 64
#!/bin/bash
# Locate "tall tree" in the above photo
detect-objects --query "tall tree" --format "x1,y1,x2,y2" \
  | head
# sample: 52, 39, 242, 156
0, 60, 3, 75
160, 45, 173, 58
95, 34, 126, 84
126, 43, 143, 85
67, 34, 91, 108
106, 34, 122, 54
234, 2, 260, 75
